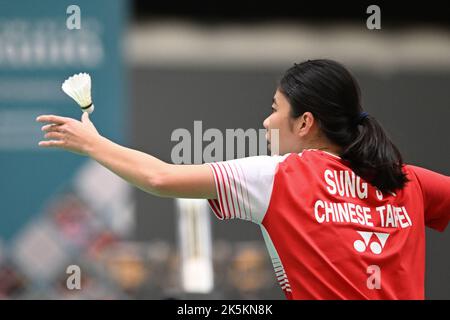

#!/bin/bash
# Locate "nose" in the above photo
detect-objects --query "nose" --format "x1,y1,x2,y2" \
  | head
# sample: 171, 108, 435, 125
263, 116, 269, 130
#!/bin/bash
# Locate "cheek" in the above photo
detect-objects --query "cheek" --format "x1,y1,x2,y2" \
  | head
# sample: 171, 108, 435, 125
266, 114, 290, 137
270, 114, 282, 128
275, 116, 290, 134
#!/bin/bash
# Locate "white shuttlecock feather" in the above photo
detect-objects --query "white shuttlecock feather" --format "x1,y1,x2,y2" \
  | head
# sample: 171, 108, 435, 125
61, 72, 95, 114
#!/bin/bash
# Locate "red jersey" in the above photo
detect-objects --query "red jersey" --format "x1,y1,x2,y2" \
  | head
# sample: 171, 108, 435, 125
207, 149, 449, 300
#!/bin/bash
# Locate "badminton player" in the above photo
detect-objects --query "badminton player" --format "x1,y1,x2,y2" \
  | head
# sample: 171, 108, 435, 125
36, 59, 449, 299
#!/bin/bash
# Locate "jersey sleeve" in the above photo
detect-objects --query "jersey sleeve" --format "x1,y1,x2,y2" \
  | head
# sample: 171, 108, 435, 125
206, 155, 289, 224
409, 165, 450, 232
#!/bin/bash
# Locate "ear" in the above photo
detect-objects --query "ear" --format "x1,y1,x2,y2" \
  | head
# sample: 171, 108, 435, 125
297, 112, 315, 137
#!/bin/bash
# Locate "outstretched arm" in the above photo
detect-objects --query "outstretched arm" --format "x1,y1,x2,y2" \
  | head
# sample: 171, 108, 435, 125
36, 113, 216, 199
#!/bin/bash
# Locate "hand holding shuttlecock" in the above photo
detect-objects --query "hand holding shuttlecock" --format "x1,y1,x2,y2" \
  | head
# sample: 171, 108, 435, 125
62, 72, 95, 114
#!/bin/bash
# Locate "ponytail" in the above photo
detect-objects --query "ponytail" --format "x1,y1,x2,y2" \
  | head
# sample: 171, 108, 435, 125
341, 114, 409, 194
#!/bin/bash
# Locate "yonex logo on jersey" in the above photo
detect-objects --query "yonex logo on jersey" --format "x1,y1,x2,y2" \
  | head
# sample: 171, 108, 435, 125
353, 231, 389, 255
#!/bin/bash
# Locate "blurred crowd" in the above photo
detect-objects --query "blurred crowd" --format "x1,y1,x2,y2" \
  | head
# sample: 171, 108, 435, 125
0, 162, 281, 299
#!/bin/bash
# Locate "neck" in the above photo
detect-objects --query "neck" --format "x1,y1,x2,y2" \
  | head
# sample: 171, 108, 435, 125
305, 134, 342, 156
307, 144, 342, 157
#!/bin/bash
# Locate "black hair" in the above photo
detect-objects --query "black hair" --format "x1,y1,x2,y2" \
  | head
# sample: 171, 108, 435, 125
278, 59, 408, 194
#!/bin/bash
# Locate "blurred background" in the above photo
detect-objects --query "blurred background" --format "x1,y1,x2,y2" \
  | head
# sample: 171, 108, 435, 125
0, 0, 448, 299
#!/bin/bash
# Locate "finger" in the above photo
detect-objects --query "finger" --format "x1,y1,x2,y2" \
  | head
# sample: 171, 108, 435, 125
36, 115, 70, 124
41, 124, 63, 132
81, 112, 92, 124
38, 140, 65, 147
44, 132, 64, 140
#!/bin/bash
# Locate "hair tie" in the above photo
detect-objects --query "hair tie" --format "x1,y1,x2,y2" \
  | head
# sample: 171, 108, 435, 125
356, 111, 369, 125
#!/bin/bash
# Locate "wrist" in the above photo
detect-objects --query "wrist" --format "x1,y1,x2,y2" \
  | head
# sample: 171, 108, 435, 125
86, 134, 107, 158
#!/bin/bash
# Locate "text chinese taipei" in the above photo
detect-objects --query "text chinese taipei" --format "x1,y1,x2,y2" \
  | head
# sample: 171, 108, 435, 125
314, 169, 413, 228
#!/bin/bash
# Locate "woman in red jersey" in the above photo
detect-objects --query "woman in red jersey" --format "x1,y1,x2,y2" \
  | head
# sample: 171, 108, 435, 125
36, 59, 449, 299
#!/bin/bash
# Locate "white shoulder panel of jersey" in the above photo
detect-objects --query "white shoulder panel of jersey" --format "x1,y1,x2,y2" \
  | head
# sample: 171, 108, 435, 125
207, 153, 291, 224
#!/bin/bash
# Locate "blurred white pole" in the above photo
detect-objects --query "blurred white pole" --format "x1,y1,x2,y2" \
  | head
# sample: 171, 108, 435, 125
176, 198, 214, 294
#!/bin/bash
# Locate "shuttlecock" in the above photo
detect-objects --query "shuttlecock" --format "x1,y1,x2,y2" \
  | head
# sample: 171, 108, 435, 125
62, 72, 94, 114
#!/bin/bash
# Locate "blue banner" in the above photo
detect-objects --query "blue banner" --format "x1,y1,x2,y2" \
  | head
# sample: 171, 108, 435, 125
0, 0, 127, 240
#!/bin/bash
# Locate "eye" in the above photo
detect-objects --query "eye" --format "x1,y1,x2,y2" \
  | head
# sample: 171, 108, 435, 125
271, 107, 276, 114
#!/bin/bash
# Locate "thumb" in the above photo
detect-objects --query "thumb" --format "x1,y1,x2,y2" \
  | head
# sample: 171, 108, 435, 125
81, 111, 91, 124
81, 111, 99, 134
